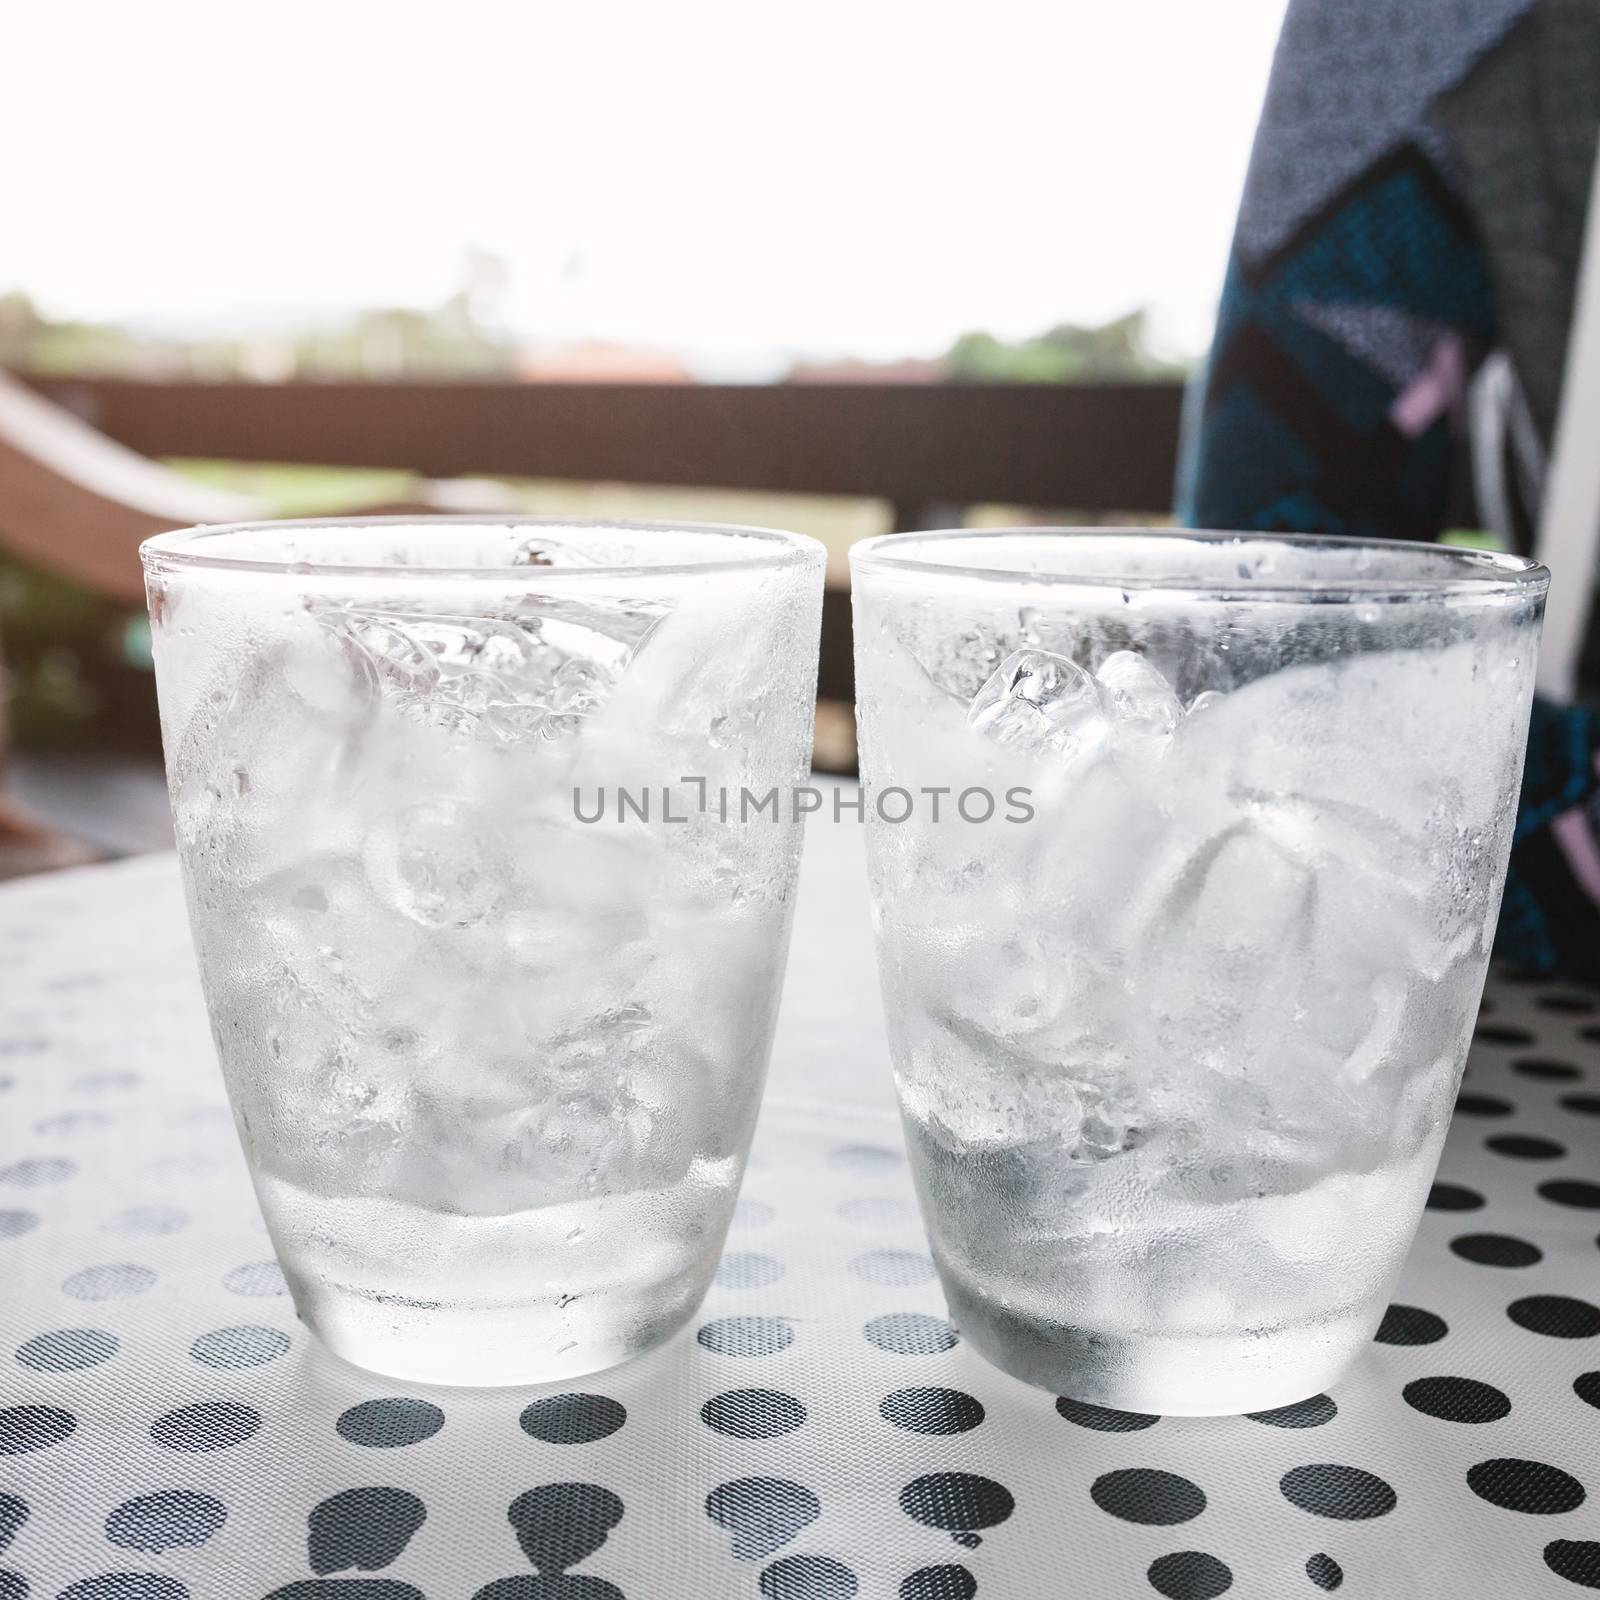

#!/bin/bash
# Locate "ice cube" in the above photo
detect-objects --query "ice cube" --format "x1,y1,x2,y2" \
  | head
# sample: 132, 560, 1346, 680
968, 649, 1112, 765
889, 608, 1025, 705
1126, 817, 1320, 1080
510, 534, 619, 567
1096, 651, 1182, 756
1185, 689, 1225, 717
363, 800, 511, 928
433, 1034, 695, 1214
170, 641, 363, 867
319, 591, 670, 745
490, 1087, 658, 1199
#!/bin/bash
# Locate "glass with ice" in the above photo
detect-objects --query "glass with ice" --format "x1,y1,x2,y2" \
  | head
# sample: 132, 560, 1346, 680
142, 517, 824, 1385
850, 530, 1545, 1414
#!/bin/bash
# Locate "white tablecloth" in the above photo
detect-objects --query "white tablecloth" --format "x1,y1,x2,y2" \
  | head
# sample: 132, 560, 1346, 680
1, 814, 1598, 1599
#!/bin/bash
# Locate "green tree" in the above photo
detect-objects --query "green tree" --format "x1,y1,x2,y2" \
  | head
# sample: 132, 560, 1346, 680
946, 310, 1188, 383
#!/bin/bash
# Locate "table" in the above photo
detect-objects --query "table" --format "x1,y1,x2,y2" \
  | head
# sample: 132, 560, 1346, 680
1, 815, 1598, 1599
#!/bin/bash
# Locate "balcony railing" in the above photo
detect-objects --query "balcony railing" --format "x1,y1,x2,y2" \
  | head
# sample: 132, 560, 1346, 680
11, 374, 1185, 770
25, 375, 1182, 525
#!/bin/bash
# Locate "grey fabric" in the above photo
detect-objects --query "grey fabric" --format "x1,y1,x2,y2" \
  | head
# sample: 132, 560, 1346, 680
1435, 0, 1600, 445
1235, 0, 1531, 262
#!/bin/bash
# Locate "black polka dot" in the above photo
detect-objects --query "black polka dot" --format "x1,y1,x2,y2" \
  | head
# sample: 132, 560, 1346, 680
1402, 1376, 1511, 1423
716, 1252, 786, 1289
1561, 1094, 1600, 1117
1450, 1233, 1543, 1267
1055, 1396, 1159, 1431
63, 1264, 156, 1301
1247, 1394, 1336, 1428
880, 1388, 984, 1435
1454, 1093, 1514, 1118
70, 1069, 140, 1094
0, 1405, 74, 1454
759, 1554, 858, 1598
0, 1158, 75, 1186
1514, 1057, 1583, 1081
839, 1196, 917, 1228
46, 972, 102, 993
1280, 1465, 1396, 1520
1375, 1304, 1448, 1345
1538, 994, 1596, 1014
16, 1328, 118, 1372
307, 1485, 425, 1575
1508, 1296, 1600, 1338
899, 1566, 976, 1600
707, 1477, 819, 1559
57, 1576, 188, 1600
103, 1206, 188, 1236
901, 1473, 1015, 1547
1148, 1550, 1232, 1599
1305, 1553, 1343, 1591
1545, 1540, 1600, 1588
1091, 1469, 1205, 1526
698, 1316, 795, 1357
150, 1401, 260, 1452
518, 1393, 626, 1444
144, 1153, 218, 1178
0, 1210, 37, 1240
1575, 1372, 1600, 1412
166, 1106, 232, 1129
1427, 1182, 1484, 1212
1466, 1458, 1585, 1514
1540, 1180, 1600, 1209
850, 1250, 937, 1286
335, 1397, 444, 1448
1475, 1023, 1535, 1045
1486, 1133, 1566, 1160
34, 1110, 112, 1137
222, 1261, 285, 1296
189, 1326, 289, 1368
0, 1492, 24, 1550
701, 1389, 806, 1439
865, 1314, 957, 1355
732, 1198, 776, 1229
829, 1144, 902, 1174
106, 1490, 226, 1551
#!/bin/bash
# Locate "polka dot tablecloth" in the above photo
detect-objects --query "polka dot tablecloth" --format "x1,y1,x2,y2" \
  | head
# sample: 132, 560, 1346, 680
2, 819, 1599, 1599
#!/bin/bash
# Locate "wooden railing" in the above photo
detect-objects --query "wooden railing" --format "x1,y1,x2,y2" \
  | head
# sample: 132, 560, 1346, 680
19, 375, 1184, 709
23, 375, 1184, 528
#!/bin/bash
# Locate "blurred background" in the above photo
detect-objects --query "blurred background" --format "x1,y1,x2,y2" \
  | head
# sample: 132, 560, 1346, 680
0, 0, 1287, 873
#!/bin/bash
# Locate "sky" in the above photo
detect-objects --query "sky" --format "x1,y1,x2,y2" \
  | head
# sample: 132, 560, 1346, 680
7, 0, 1286, 372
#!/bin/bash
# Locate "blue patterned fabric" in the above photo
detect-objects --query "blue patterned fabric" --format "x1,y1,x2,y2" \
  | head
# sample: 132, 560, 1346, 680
1177, 145, 1494, 540
1179, 0, 1600, 978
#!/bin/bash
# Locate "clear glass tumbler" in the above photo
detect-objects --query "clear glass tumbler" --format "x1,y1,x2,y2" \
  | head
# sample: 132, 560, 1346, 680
143, 517, 824, 1385
851, 529, 1545, 1414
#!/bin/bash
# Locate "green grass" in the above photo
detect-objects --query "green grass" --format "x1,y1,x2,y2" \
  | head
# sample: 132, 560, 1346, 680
162, 459, 419, 517
163, 460, 890, 571
1440, 527, 1503, 551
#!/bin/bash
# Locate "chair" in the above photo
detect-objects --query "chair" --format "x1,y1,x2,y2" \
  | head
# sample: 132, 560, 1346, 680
0, 369, 516, 876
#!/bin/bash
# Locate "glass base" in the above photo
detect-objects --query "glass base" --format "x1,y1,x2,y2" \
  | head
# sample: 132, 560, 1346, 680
941, 1269, 1384, 1416
285, 1261, 710, 1388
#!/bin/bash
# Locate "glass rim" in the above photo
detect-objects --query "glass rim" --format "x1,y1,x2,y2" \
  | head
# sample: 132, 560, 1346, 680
848, 527, 1550, 600
139, 514, 824, 581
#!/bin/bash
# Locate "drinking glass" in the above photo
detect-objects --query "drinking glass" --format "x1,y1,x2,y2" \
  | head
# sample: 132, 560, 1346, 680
143, 517, 824, 1385
850, 529, 1545, 1414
